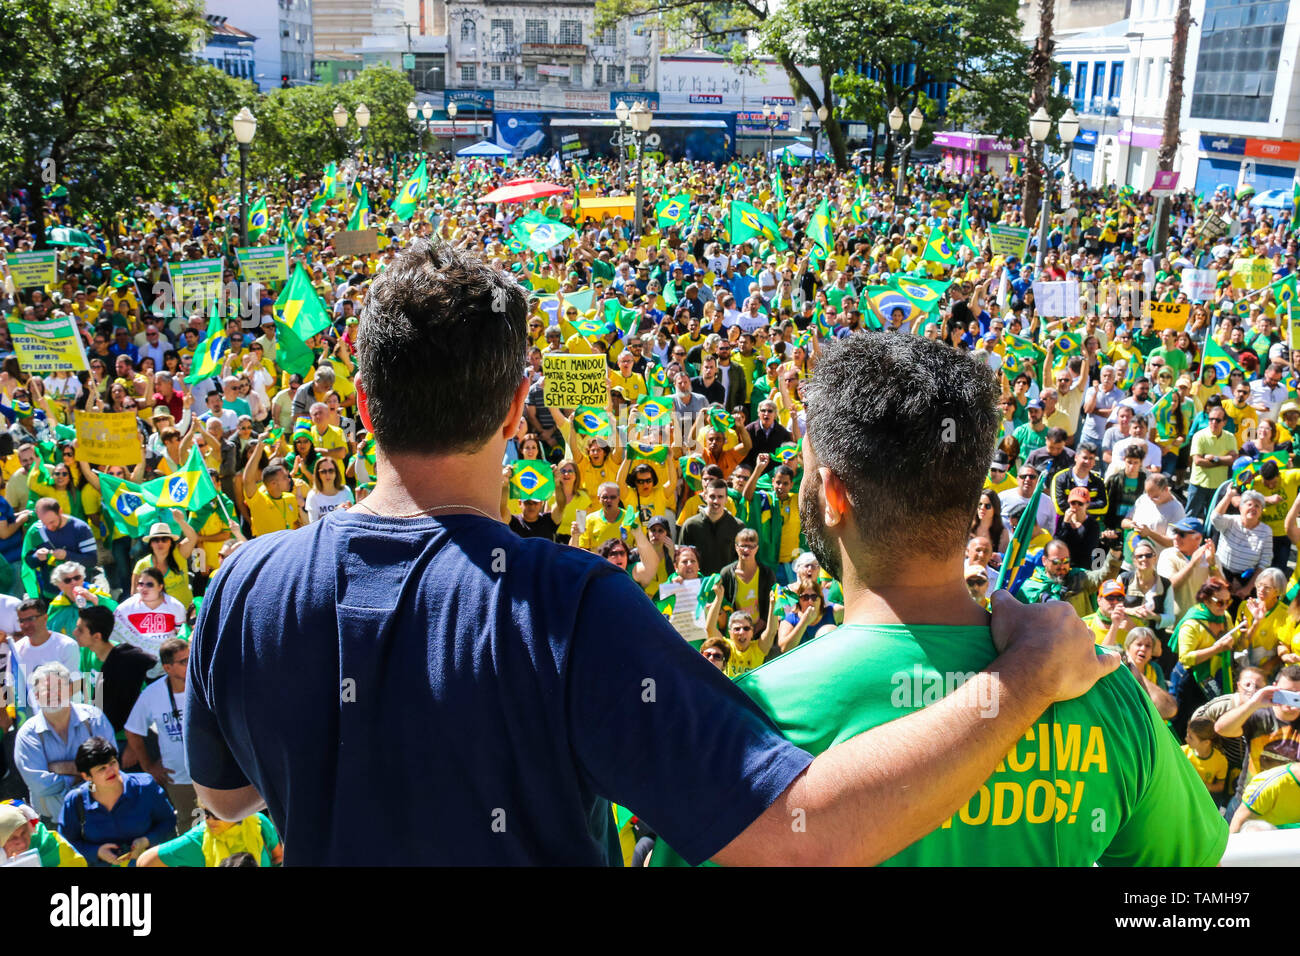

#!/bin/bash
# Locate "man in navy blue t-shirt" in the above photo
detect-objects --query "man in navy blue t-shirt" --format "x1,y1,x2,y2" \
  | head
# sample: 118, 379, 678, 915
187, 241, 1118, 866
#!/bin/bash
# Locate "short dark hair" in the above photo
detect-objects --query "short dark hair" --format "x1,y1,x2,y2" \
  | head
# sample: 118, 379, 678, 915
159, 637, 188, 666
1280, 663, 1300, 683
18, 597, 46, 616
1077, 441, 1100, 457
75, 736, 119, 775
77, 604, 115, 643
359, 241, 528, 455
1046, 427, 1068, 443
804, 333, 999, 563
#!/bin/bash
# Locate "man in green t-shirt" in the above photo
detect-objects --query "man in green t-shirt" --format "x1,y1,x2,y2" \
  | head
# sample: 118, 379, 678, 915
1188, 410, 1238, 519
655, 333, 1227, 867
1148, 328, 1188, 381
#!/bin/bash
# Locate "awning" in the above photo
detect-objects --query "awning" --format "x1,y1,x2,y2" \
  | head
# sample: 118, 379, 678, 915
576, 196, 635, 221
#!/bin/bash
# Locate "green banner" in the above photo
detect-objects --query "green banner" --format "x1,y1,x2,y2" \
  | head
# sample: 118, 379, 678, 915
236, 244, 289, 284
10, 315, 89, 373
165, 257, 224, 313
987, 225, 1031, 260
6, 250, 58, 288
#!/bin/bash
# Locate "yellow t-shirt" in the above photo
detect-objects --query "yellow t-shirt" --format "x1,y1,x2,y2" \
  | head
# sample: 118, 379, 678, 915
775, 494, 801, 563
311, 424, 348, 456
621, 484, 671, 523
564, 333, 599, 356
1241, 763, 1300, 826
1224, 401, 1258, 448
132, 555, 194, 611
556, 489, 592, 537
577, 455, 619, 503
608, 370, 648, 405
579, 510, 625, 550
733, 567, 760, 616
984, 472, 1017, 494
724, 638, 766, 679
1181, 745, 1228, 790
1252, 471, 1300, 535
678, 492, 735, 524
245, 485, 299, 537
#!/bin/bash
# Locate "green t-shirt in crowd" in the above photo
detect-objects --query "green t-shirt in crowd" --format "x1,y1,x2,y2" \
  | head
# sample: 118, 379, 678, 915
1148, 346, 1188, 380
1189, 428, 1237, 489
654, 623, 1227, 866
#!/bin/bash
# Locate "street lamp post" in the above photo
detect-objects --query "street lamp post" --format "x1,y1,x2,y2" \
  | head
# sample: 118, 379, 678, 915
887, 105, 925, 202
1028, 105, 1080, 275
629, 101, 652, 237
802, 104, 830, 163
615, 100, 630, 190
763, 104, 778, 170
447, 101, 458, 153
421, 101, 434, 154
232, 107, 257, 247
333, 103, 371, 221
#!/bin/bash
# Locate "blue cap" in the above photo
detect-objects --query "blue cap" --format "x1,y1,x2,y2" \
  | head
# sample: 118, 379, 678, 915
1171, 516, 1204, 535
1027, 400, 1044, 410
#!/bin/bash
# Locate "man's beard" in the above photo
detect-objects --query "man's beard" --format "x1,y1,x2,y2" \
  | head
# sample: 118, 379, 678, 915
799, 467, 842, 583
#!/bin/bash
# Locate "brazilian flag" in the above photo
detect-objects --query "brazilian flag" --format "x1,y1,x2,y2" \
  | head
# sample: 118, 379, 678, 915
274, 320, 316, 377
97, 473, 152, 537
604, 299, 640, 338
995, 471, 1049, 593
647, 362, 671, 397
637, 396, 672, 427
708, 407, 734, 435
654, 594, 676, 619
727, 201, 787, 250
1055, 329, 1083, 358
655, 193, 691, 230
512, 210, 574, 253
1150, 385, 1181, 442
958, 195, 979, 254
309, 178, 331, 214
772, 173, 786, 221
628, 441, 669, 464
922, 226, 960, 266
141, 445, 218, 512
809, 198, 833, 261
275, 262, 333, 339
508, 459, 555, 501
1203, 336, 1243, 382
183, 309, 228, 385
292, 208, 310, 246
679, 454, 705, 491
1269, 273, 1297, 312
772, 441, 801, 466
572, 316, 608, 339
347, 187, 370, 231
391, 158, 429, 222
247, 197, 269, 242
572, 406, 613, 439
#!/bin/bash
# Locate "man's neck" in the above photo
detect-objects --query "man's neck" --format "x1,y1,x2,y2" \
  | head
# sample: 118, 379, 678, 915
361, 444, 508, 521
43, 707, 71, 735
839, 555, 989, 629
27, 630, 50, 648
168, 676, 185, 693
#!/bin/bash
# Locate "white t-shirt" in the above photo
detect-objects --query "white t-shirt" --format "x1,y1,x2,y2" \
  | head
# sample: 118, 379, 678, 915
999, 489, 1058, 537
1105, 437, 1162, 476
113, 594, 186, 658
306, 487, 355, 523
1128, 493, 1186, 561
125, 677, 190, 785
13, 632, 80, 682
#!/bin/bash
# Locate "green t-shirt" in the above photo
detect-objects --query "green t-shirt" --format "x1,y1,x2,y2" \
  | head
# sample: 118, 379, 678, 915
1013, 423, 1047, 464
1133, 330, 1161, 358
655, 623, 1227, 866
1189, 428, 1237, 489
155, 813, 280, 867
1148, 346, 1188, 380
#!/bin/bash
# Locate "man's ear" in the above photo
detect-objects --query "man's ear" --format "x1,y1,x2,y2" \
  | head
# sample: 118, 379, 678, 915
820, 466, 851, 525
502, 377, 530, 441
355, 377, 373, 434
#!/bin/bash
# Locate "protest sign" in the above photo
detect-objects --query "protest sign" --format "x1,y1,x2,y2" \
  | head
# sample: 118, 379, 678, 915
1031, 280, 1080, 318
5, 251, 57, 288
334, 229, 379, 256
1231, 258, 1271, 291
9, 316, 89, 372
1146, 300, 1190, 331
543, 354, 609, 407
236, 244, 289, 284
75, 411, 143, 466
166, 258, 224, 310
988, 225, 1031, 260
1181, 268, 1217, 303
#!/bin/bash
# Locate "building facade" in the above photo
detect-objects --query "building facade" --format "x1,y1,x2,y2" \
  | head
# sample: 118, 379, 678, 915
206, 0, 315, 90
196, 15, 259, 83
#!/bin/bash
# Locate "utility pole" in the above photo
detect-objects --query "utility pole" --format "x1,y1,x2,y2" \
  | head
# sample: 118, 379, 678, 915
1151, 4, 1191, 255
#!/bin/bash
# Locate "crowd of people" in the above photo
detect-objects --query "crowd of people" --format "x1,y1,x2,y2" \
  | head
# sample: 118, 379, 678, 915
0, 140, 1295, 866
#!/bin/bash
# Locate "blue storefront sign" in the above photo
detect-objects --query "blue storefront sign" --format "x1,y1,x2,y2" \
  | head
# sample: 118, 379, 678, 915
1073, 129, 1099, 146
1198, 134, 1246, 155
609, 91, 659, 110
447, 89, 494, 112
736, 110, 791, 131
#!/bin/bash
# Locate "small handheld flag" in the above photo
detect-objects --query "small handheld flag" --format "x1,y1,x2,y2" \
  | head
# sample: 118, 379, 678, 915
509, 460, 555, 500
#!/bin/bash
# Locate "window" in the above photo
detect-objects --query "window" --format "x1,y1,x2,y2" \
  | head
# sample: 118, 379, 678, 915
1191, 0, 1286, 122
596, 26, 617, 45
630, 64, 644, 85
571, 64, 583, 85
1091, 62, 1106, 111
490, 64, 502, 81
1075, 63, 1088, 102
490, 19, 513, 46
1108, 61, 1123, 110
609, 64, 624, 85
1059, 62, 1071, 94
461, 20, 475, 43
525, 20, 547, 44
593, 63, 603, 85
559, 20, 582, 44
524, 64, 537, 84
461, 63, 476, 84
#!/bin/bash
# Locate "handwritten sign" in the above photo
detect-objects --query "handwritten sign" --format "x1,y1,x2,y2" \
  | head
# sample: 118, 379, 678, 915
1146, 300, 1190, 331
75, 411, 143, 466
1181, 268, 1217, 303
543, 354, 609, 407
1231, 258, 1271, 291
333, 229, 379, 256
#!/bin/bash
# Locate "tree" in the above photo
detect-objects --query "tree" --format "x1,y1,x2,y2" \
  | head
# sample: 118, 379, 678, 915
1023, 0, 1056, 232
1151, 0, 1192, 254
0, 0, 212, 246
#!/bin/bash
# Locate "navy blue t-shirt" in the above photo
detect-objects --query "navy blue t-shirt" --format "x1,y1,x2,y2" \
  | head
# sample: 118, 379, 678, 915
186, 512, 811, 866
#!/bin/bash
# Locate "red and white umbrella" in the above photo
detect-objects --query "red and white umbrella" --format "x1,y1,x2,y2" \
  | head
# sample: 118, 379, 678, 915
477, 179, 570, 204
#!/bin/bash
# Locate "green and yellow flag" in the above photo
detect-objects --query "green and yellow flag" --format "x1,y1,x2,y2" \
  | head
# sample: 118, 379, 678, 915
637, 396, 672, 427
273, 320, 316, 378
247, 197, 269, 242
275, 262, 333, 339
627, 441, 669, 464
512, 211, 574, 252
728, 201, 788, 250
572, 406, 614, 439
509, 460, 555, 500
958, 195, 979, 254
141, 445, 218, 512
183, 308, 228, 385
809, 198, 833, 261
347, 187, 370, 231
655, 193, 691, 230
97, 473, 152, 537
771, 174, 786, 221
391, 158, 429, 222
1203, 336, 1244, 382
922, 226, 960, 266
